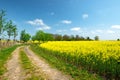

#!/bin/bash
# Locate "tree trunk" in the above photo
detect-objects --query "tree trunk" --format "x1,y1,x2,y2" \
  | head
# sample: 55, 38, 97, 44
7, 36, 10, 46
13, 36, 16, 45
0, 38, 1, 49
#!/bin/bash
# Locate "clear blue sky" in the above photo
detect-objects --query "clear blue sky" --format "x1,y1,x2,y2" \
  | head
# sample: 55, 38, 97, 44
0, 0, 120, 40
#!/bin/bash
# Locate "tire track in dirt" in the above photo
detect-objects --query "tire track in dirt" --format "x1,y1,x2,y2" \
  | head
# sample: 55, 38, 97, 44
24, 46, 73, 80
3, 47, 23, 80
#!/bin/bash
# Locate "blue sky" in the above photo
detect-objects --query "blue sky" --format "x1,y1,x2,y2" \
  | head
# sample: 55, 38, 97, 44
0, 0, 120, 40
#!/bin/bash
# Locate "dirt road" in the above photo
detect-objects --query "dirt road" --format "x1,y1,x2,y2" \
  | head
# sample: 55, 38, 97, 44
4, 47, 23, 80
3, 46, 73, 80
24, 46, 73, 80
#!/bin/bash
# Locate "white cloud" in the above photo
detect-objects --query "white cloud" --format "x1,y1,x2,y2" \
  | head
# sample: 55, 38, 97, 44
111, 25, 120, 29
82, 14, 88, 19
61, 20, 72, 24
27, 19, 51, 30
70, 27, 81, 31
27, 19, 44, 26
106, 30, 115, 34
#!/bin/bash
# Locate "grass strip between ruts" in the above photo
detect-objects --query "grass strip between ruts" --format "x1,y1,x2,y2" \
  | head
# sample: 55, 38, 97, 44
19, 47, 44, 80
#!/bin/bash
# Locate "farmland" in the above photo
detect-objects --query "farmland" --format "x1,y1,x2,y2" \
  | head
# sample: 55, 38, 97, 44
1, 0, 120, 80
39, 41, 120, 79
0, 41, 119, 80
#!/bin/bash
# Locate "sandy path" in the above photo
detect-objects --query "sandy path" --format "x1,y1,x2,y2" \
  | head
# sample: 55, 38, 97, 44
24, 46, 73, 80
4, 47, 23, 80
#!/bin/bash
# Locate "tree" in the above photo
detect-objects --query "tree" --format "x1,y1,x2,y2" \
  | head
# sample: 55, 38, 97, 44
31, 35, 36, 41
20, 30, 31, 42
75, 35, 80, 41
62, 34, 70, 41
12, 25, 18, 41
0, 9, 6, 40
94, 36, 99, 41
79, 36, 85, 41
70, 35, 75, 41
54, 34, 62, 41
24, 33, 31, 42
32, 30, 54, 42
20, 30, 25, 41
35, 30, 45, 41
44, 33, 54, 41
86, 36, 92, 41
117, 39, 120, 41
5, 20, 14, 41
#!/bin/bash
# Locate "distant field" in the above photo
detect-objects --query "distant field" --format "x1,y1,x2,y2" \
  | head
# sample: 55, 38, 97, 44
0, 40, 17, 49
40, 41, 120, 79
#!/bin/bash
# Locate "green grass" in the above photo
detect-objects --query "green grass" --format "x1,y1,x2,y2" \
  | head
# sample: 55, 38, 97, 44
19, 48, 44, 80
30, 44, 103, 80
0, 45, 18, 75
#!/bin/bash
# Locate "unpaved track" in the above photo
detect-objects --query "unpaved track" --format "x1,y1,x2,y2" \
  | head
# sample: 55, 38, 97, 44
24, 46, 73, 80
4, 47, 23, 80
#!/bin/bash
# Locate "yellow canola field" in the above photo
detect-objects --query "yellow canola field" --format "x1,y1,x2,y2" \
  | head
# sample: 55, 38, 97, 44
40, 41, 120, 78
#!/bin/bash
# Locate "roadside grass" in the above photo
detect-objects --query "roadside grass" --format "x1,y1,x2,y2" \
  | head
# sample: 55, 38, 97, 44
0, 45, 18, 75
30, 44, 103, 80
19, 47, 44, 80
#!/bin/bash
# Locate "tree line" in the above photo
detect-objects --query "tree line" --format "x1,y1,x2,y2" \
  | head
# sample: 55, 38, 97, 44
20, 30, 99, 42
